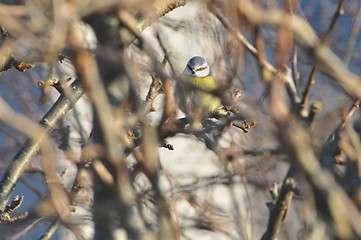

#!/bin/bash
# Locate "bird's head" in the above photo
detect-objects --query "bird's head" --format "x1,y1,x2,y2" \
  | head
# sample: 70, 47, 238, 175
184, 56, 211, 78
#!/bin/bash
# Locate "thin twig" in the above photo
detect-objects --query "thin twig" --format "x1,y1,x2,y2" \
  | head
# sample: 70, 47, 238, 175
299, 65, 318, 117
38, 217, 61, 240
299, 0, 346, 116
226, 0, 361, 101
322, 100, 360, 168
38, 164, 93, 240
261, 174, 297, 240
10, 217, 46, 240
321, 0, 346, 45
208, 4, 276, 74
339, 100, 360, 131
282, 120, 361, 238
291, 46, 299, 86
0, 79, 84, 217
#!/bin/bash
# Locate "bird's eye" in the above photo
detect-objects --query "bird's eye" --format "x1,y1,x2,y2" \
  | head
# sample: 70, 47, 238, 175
196, 66, 207, 71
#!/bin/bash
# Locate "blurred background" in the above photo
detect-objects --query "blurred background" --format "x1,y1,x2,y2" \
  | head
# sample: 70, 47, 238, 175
0, 0, 360, 239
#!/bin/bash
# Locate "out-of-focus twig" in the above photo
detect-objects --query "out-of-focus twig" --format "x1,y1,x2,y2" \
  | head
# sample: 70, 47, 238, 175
208, 4, 276, 74
0, 79, 84, 220
137, 0, 187, 33
322, 100, 360, 167
74, 45, 143, 238
0, 26, 35, 74
344, 6, 361, 65
140, 126, 176, 239
210, 4, 299, 107
212, 0, 347, 117
0, 4, 27, 17
256, 27, 271, 77
11, 217, 45, 239
79, 0, 186, 27
38, 218, 61, 240
39, 164, 93, 240
75, 0, 187, 237
231, 1, 361, 101
282, 120, 361, 239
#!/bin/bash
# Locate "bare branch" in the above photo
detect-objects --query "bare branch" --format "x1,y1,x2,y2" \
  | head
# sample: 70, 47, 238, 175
0, 80, 84, 220
262, 177, 297, 240
300, 0, 346, 117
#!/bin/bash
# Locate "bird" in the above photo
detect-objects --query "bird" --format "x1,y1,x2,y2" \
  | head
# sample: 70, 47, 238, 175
178, 56, 221, 121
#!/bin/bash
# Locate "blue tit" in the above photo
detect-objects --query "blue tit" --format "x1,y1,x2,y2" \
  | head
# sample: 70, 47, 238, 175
180, 56, 221, 115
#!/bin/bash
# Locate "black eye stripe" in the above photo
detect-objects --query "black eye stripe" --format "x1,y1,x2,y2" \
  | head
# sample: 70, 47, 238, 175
195, 66, 207, 71
187, 63, 208, 73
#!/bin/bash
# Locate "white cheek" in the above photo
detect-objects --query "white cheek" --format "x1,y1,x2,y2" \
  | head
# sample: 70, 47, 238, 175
196, 67, 210, 78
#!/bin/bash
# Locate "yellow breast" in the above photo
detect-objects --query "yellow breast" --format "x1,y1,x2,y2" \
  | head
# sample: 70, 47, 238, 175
189, 75, 218, 91
187, 75, 221, 112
